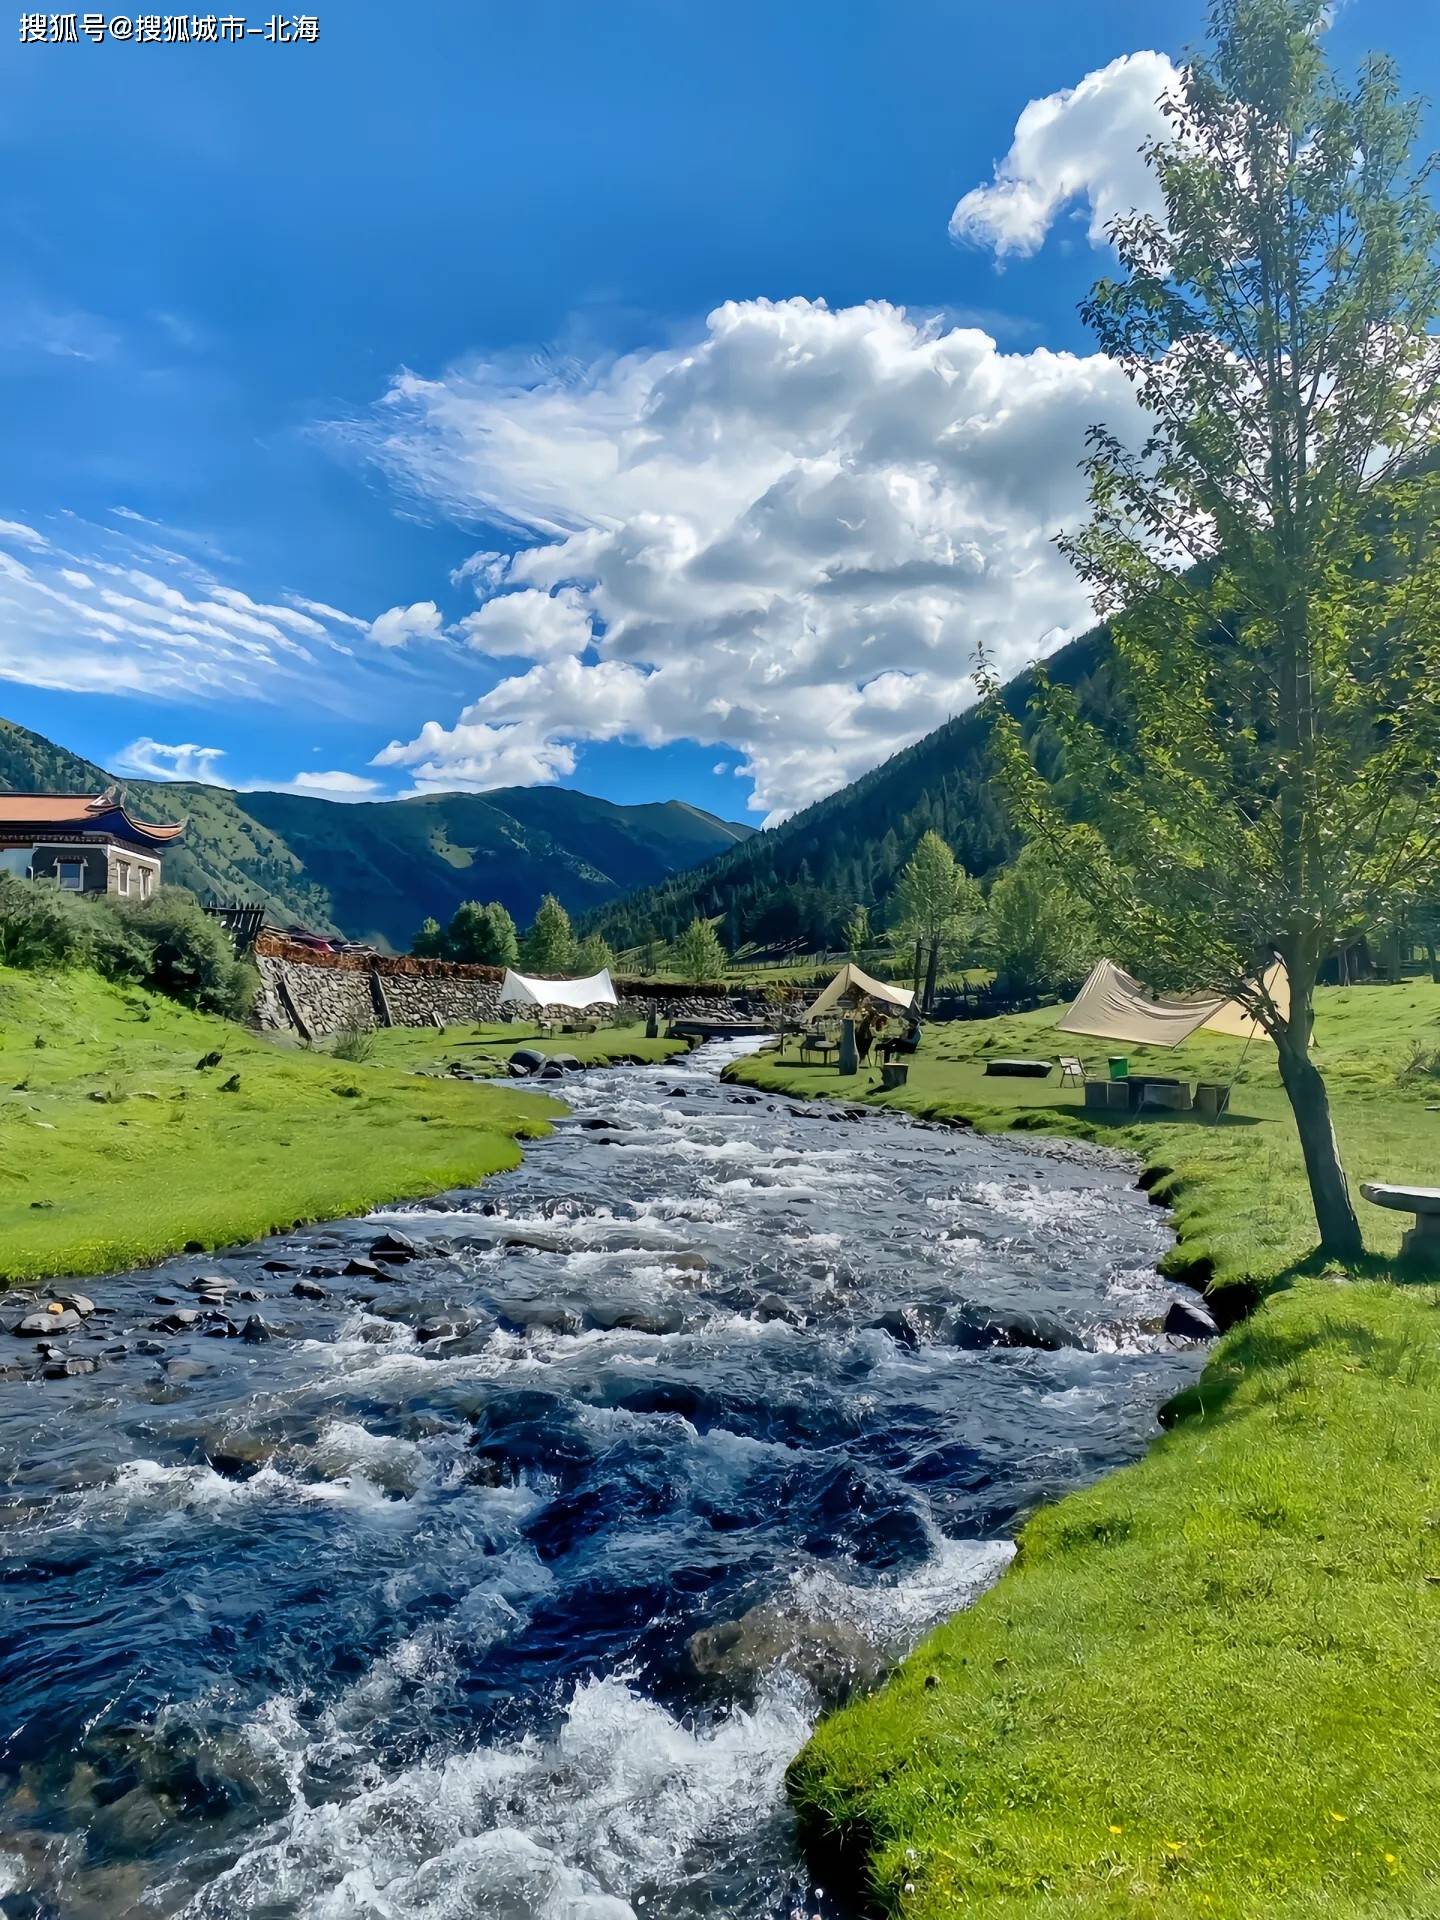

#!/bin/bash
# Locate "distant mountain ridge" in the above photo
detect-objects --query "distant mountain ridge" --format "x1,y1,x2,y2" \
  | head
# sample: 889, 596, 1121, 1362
0, 718, 753, 949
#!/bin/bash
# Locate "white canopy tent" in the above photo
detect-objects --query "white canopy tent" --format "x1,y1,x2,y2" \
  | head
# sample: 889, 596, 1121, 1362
806, 963, 915, 1023
497, 967, 618, 1011
1057, 958, 1288, 1049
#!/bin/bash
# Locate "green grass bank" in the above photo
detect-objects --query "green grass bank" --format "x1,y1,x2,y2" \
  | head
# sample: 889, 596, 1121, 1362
727, 985, 1440, 1916
0, 969, 682, 1283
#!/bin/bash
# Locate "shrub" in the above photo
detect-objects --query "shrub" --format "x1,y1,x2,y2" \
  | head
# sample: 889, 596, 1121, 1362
0, 876, 255, 1018
117, 888, 256, 1018
0, 873, 101, 971
331, 1025, 376, 1063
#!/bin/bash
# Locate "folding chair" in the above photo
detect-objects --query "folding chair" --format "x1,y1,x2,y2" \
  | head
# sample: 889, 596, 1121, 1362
1059, 1056, 1086, 1087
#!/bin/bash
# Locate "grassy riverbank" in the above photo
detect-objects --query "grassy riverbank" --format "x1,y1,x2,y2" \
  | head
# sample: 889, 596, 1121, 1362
0, 967, 586, 1283
729, 986, 1440, 1915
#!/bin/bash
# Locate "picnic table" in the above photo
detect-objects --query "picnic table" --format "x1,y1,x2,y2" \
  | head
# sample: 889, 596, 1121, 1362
800, 1033, 839, 1065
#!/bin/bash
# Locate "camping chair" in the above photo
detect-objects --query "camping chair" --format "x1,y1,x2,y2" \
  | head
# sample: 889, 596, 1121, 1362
1059, 1056, 1086, 1087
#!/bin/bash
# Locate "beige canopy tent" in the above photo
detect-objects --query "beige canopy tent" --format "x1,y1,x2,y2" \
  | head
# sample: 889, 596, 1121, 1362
806, 963, 915, 1023
1057, 958, 1288, 1048
498, 967, 618, 1011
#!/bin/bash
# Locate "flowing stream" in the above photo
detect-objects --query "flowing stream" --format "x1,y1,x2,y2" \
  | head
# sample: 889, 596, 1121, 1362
0, 1041, 1203, 1919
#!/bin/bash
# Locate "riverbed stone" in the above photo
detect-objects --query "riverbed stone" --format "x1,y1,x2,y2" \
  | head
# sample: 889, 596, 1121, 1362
1164, 1297, 1219, 1339
686, 1605, 887, 1709
290, 1279, 327, 1301
55, 1293, 95, 1317
14, 1308, 82, 1337
239, 1315, 273, 1345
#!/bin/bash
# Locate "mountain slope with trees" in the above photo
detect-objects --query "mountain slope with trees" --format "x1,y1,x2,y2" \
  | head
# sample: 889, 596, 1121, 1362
586, 623, 1118, 955
0, 717, 752, 949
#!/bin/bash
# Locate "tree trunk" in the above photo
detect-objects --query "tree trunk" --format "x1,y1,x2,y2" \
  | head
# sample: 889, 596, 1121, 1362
1274, 982, 1363, 1261
912, 939, 923, 994
923, 939, 940, 1012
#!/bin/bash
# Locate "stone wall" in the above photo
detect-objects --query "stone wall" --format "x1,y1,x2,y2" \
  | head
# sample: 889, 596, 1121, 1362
251, 932, 744, 1040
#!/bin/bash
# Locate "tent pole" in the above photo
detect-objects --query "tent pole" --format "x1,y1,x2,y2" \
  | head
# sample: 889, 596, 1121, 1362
1218, 1030, 1255, 1122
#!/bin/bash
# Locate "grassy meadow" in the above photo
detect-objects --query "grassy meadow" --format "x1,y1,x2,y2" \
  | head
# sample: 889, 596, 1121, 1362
0, 971, 682, 1283
728, 983, 1440, 1917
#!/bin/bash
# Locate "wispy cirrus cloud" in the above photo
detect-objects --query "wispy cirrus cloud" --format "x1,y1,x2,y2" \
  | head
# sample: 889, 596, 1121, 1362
116, 735, 383, 800
0, 512, 370, 703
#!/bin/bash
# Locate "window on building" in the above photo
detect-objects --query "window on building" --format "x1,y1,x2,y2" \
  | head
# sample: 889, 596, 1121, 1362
118, 861, 131, 895
140, 867, 153, 898
57, 860, 85, 892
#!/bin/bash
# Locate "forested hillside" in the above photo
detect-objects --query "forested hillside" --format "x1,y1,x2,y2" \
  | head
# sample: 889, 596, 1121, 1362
589, 622, 1118, 952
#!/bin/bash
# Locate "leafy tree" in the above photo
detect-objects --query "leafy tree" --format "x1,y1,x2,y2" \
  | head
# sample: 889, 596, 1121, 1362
411, 916, 445, 959
522, 893, 577, 974
445, 900, 519, 967
986, 0, 1440, 1257
573, 930, 616, 974
892, 830, 981, 1010
119, 887, 255, 1018
843, 902, 872, 957
670, 917, 728, 982
985, 848, 1095, 996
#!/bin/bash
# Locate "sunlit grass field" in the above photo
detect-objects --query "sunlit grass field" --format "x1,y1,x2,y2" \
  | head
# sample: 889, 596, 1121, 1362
0, 970, 586, 1282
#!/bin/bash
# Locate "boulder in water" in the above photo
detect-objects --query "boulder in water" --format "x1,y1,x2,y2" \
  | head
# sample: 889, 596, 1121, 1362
686, 1605, 887, 1710
508, 1048, 546, 1077
290, 1279, 327, 1301
755, 1293, 800, 1325
14, 1307, 82, 1337
1163, 1297, 1219, 1340
371, 1230, 423, 1262
239, 1314, 273, 1345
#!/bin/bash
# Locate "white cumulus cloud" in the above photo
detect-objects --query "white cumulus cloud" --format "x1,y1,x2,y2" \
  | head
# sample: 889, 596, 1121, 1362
458, 586, 595, 661
950, 50, 1177, 260
369, 600, 444, 648
359, 296, 1144, 819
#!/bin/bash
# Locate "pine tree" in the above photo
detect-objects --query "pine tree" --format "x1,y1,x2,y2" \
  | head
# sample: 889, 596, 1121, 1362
670, 917, 728, 982
573, 930, 615, 974
522, 894, 577, 974
411, 916, 444, 958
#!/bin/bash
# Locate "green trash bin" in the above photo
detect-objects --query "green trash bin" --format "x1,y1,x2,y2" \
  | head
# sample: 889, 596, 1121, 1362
1108, 1056, 1130, 1081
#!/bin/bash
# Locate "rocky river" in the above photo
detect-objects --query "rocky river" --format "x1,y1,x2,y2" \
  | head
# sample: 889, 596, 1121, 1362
0, 1040, 1205, 1918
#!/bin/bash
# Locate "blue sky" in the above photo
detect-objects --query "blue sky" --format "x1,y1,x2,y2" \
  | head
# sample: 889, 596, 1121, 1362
1, 0, 1434, 822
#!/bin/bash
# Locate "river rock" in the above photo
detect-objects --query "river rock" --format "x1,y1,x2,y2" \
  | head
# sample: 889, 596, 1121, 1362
586, 1301, 685, 1337
549, 1053, 581, 1072
502, 1302, 583, 1337
43, 1355, 99, 1378
508, 1048, 546, 1076
56, 1293, 95, 1317
153, 1309, 200, 1332
1163, 1297, 1219, 1340
14, 1308, 82, 1337
290, 1279, 327, 1301
371, 1231, 423, 1262
344, 1258, 385, 1278
755, 1293, 800, 1324
240, 1315, 273, 1344
135, 1339, 165, 1356
686, 1605, 887, 1709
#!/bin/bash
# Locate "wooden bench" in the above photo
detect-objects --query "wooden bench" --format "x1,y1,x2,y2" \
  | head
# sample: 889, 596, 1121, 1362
1360, 1182, 1440, 1261
983, 1058, 1053, 1079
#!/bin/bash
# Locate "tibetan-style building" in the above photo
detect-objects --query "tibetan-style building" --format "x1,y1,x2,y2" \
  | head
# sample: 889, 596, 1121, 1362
0, 787, 185, 899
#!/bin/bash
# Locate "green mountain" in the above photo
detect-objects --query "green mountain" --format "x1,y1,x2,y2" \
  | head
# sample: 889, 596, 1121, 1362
587, 623, 1117, 955
0, 718, 753, 949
